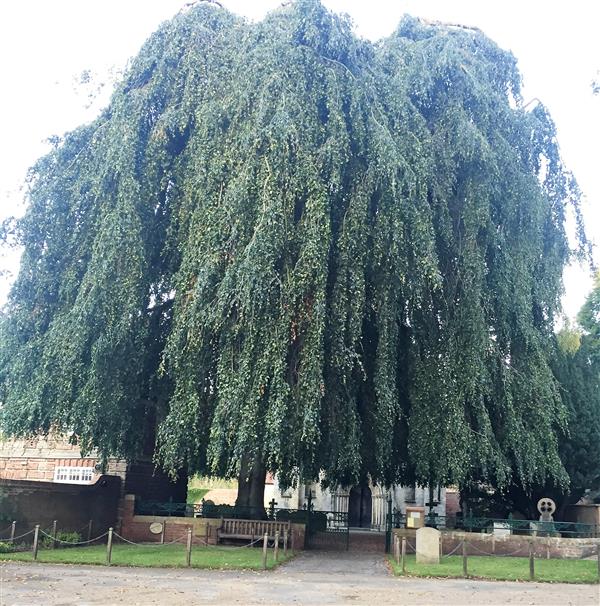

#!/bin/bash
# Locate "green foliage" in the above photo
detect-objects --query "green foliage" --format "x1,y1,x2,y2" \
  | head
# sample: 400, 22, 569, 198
0, 1, 586, 493
471, 282, 600, 518
556, 322, 581, 355
577, 273, 600, 359
554, 278, 600, 503
0, 541, 14, 553
186, 487, 209, 504
40, 531, 81, 549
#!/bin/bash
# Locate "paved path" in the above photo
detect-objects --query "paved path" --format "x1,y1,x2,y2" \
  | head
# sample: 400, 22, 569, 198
1, 552, 598, 605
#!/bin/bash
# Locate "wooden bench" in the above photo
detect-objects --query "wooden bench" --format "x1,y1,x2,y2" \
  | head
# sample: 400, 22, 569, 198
217, 518, 291, 546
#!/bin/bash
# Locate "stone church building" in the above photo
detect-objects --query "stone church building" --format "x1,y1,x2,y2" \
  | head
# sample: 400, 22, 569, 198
265, 477, 446, 529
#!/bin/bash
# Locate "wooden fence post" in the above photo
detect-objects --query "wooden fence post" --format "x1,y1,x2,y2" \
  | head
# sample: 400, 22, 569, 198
106, 527, 113, 565
161, 520, 166, 544
274, 531, 280, 562
283, 530, 288, 557
52, 520, 57, 549
401, 536, 406, 573
439, 534, 443, 559
186, 527, 192, 567
529, 539, 535, 580
597, 544, 600, 582
10, 521, 16, 542
32, 525, 40, 561
262, 533, 268, 570
87, 520, 93, 542
462, 540, 468, 577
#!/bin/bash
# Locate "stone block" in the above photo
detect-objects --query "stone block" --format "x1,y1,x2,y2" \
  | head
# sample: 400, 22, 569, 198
416, 526, 440, 564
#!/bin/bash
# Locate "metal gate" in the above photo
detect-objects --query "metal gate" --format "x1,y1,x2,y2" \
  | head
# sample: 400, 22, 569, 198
305, 510, 350, 550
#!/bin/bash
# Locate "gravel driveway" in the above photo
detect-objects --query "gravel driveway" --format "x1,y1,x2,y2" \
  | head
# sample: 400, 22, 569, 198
1, 551, 598, 605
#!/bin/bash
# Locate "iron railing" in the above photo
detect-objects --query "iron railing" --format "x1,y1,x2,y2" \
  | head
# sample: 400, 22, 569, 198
134, 499, 317, 523
393, 513, 598, 538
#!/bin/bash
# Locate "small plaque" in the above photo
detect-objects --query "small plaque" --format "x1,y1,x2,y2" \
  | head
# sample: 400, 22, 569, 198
410, 511, 421, 518
149, 522, 163, 535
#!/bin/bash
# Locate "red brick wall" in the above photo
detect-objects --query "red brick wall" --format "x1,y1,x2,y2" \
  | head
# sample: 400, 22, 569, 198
0, 437, 184, 505
0, 436, 127, 483
119, 495, 306, 549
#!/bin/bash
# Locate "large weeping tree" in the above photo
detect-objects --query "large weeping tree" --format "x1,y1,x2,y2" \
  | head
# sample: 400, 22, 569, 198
0, 0, 587, 512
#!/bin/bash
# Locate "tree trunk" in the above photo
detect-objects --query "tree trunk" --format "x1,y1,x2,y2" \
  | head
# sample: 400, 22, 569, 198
235, 455, 267, 519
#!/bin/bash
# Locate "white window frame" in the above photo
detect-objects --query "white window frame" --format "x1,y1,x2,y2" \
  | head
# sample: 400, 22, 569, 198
53, 466, 95, 484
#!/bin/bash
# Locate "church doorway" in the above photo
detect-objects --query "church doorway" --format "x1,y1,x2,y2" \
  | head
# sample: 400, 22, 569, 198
348, 486, 372, 528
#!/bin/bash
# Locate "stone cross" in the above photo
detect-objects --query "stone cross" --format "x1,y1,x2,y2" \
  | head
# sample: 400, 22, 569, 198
537, 497, 556, 523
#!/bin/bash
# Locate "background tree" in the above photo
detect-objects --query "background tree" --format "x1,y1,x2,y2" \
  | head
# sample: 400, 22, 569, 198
462, 285, 600, 520
0, 0, 587, 512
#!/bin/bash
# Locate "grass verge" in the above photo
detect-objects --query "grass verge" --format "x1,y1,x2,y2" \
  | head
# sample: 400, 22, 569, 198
2, 543, 294, 570
188, 475, 237, 490
186, 488, 210, 504
387, 554, 598, 584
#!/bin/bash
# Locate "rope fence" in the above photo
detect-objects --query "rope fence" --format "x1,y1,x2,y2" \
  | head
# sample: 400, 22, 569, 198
441, 541, 464, 558
1, 521, 291, 571
465, 540, 527, 558
112, 531, 189, 547
391, 534, 600, 582
2, 529, 34, 543
38, 529, 109, 546
0, 519, 98, 543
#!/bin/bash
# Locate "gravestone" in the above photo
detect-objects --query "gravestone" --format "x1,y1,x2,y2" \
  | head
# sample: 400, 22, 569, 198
534, 497, 558, 537
416, 526, 440, 564
492, 521, 511, 537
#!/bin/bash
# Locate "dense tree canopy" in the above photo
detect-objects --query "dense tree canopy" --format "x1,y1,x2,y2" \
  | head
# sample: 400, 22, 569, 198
463, 281, 600, 519
0, 0, 587, 496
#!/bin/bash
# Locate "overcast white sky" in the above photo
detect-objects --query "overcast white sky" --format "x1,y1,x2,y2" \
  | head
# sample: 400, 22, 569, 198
0, 0, 598, 319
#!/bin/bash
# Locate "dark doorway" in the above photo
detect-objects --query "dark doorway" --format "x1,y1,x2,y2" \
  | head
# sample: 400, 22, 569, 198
348, 486, 372, 528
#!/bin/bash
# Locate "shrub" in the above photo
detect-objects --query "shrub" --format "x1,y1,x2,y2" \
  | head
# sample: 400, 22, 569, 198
0, 541, 14, 553
40, 531, 82, 549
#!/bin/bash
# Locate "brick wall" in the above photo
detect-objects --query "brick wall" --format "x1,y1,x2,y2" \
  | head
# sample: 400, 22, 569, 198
0, 475, 121, 539
120, 494, 306, 549
0, 436, 185, 505
0, 436, 127, 483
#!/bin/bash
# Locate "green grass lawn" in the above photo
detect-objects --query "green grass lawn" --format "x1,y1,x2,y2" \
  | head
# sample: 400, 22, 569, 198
2, 543, 294, 570
188, 475, 237, 490
388, 554, 598, 584
186, 487, 210, 504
